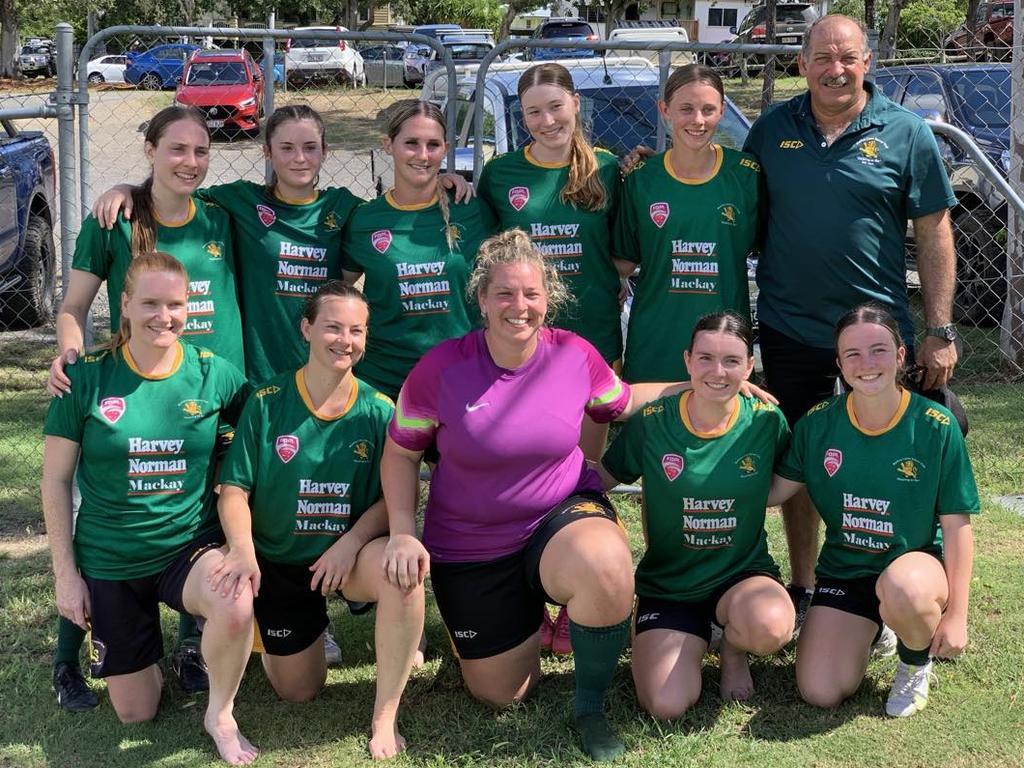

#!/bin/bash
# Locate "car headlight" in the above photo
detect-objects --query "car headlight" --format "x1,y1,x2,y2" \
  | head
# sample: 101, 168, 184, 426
239, 98, 256, 108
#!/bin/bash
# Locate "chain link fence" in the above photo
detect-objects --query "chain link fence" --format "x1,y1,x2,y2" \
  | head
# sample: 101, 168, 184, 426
1, 25, 1021, 531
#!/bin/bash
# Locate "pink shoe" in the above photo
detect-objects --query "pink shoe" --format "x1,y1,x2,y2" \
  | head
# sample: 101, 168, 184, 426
539, 609, 555, 651
552, 606, 573, 655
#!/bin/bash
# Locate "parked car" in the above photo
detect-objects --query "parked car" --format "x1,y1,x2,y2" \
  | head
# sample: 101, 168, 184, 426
18, 41, 55, 79
85, 54, 128, 85
606, 26, 696, 67
422, 36, 496, 80
719, 1, 812, 72
0, 119, 56, 329
174, 49, 264, 135
404, 31, 494, 85
125, 43, 201, 90
529, 19, 600, 60
361, 44, 408, 87
285, 26, 366, 87
875, 62, 1012, 326
944, 1, 1014, 61
410, 24, 463, 39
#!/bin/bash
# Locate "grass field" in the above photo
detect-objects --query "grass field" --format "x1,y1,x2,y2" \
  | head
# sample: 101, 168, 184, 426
1, 333, 1023, 767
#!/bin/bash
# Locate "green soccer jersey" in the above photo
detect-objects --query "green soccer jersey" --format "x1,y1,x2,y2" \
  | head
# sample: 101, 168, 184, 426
478, 145, 623, 362
219, 370, 393, 564
776, 390, 980, 580
198, 181, 361, 383
43, 343, 249, 580
71, 200, 245, 372
616, 147, 759, 382
603, 392, 789, 601
341, 190, 494, 399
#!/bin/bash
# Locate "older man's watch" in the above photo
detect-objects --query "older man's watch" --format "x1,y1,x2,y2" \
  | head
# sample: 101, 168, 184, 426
925, 324, 958, 343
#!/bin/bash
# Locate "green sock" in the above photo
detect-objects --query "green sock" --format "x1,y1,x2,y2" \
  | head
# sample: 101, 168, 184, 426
896, 638, 930, 666
177, 612, 200, 646
569, 617, 629, 761
54, 616, 86, 668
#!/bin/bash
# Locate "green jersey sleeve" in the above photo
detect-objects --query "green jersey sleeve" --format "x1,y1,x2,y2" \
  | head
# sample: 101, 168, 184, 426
613, 169, 642, 264
42, 356, 92, 442
218, 391, 264, 491
775, 411, 808, 482
601, 408, 645, 484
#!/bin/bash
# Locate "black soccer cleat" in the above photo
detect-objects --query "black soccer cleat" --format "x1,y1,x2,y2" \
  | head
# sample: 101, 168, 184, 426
53, 662, 99, 713
171, 643, 209, 694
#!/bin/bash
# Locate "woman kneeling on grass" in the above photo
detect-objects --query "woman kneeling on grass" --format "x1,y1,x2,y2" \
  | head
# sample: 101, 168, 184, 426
41, 252, 256, 764
597, 311, 794, 718
769, 302, 979, 717
210, 281, 423, 759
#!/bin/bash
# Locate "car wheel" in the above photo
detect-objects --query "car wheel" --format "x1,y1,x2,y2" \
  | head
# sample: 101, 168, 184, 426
952, 208, 1007, 327
140, 72, 162, 90
87, 72, 104, 85
0, 214, 56, 330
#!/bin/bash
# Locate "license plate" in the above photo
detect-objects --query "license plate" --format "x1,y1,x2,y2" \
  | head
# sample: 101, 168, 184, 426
308, 53, 326, 62
207, 119, 225, 128
782, 36, 798, 44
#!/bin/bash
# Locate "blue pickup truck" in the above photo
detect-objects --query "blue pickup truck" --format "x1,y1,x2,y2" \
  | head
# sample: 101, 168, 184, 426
0, 119, 56, 329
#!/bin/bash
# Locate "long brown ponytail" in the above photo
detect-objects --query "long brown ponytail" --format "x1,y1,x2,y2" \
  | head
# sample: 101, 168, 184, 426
517, 63, 607, 212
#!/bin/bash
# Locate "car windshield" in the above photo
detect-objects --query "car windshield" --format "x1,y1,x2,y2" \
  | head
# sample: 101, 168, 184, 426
777, 5, 810, 22
445, 44, 492, 60
21, 46, 47, 55
185, 61, 248, 85
947, 69, 1010, 128
541, 23, 593, 38
291, 37, 342, 48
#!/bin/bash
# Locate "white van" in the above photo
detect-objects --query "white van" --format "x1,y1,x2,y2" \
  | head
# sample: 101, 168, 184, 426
606, 27, 695, 66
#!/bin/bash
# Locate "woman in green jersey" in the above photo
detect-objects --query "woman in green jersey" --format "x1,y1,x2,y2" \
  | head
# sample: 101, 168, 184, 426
341, 100, 494, 400
46, 105, 241, 708
42, 252, 256, 765
769, 303, 979, 717
599, 312, 794, 718
616, 64, 758, 384
211, 281, 423, 760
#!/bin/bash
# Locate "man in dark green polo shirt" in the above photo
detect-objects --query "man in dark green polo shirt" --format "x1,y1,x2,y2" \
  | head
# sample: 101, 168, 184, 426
742, 14, 958, 610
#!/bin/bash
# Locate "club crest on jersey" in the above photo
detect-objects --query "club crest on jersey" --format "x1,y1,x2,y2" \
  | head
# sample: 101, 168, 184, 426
894, 457, 924, 482
179, 399, 206, 419
322, 211, 339, 230
662, 453, 684, 481
256, 204, 276, 227
649, 202, 670, 228
508, 186, 529, 211
351, 439, 372, 462
371, 229, 392, 254
718, 204, 738, 226
204, 241, 224, 260
99, 397, 125, 424
275, 435, 300, 463
737, 453, 758, 476
855, 136, 888, 167
823, 448, 843, 477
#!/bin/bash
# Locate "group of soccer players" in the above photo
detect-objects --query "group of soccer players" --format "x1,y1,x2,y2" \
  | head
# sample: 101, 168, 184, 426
40, 57, 977, 765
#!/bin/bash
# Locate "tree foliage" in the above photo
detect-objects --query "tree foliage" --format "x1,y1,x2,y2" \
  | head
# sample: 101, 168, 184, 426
828, 0, 967, 51
390, 0, 505, 33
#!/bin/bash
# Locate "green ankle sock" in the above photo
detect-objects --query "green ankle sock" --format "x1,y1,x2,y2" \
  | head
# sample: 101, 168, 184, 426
896, 638, 930, 666
54, 616, 86, 668
574, 711, 626, 762
177, 612, 200, 646
569, 617, 630, 717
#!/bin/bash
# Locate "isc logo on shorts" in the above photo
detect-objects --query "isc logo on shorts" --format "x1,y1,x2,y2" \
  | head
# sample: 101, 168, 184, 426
265, 628, 292, 638
636, 612, 660, 623
453, 630, 478, 639
817, 587, 845, 597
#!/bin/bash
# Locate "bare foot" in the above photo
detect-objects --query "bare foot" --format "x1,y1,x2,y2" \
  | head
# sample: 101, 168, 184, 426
719, 640, 754, 702
205, 712, 259, 765
413, 632, 427, 668
369, 720, 407, 760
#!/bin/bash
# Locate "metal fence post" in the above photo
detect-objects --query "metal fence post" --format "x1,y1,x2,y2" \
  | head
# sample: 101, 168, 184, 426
263, 32, 275, 185
54, 22, 79, 300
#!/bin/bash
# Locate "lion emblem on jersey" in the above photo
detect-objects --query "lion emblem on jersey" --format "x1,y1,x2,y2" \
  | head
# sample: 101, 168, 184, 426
860, 139, 879, 160
204, 241, 223, 260
894, 457, 923, 481
737, 454, 758, 476
508, 186, 530, 211
276, 435, 300, 463
323, 211, 339, 230
351, 440, 372, 462
649, 202, 670, 229
718, 204, 737, 226
181, 400, 203, 418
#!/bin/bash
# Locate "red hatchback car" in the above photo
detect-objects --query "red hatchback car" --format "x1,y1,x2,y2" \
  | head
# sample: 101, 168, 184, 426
174, 49, 264, 134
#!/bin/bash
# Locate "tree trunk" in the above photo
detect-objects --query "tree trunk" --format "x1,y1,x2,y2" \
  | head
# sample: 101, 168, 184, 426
359, 0, 377, 31
966, 0, 981, 32
878, 0, 908, 60
760, 0, 776, 111
0, 0, 19, 79
864, 0, 875, 29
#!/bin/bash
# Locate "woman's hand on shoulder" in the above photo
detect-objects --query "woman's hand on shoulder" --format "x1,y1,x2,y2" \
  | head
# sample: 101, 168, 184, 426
621, 144, 655, 174
439, 173, 475, 203
740, 380, 779, 405
207, 543, 261, 599
382, 533, 429, 591
46, 349, 78, 398
55, 571, 91, 630
309, 534, 363, 596
91, 184, 135, 228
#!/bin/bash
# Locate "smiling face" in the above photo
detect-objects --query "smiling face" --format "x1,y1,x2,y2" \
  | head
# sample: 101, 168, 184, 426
660, 80, 723, 153
144, 118, 210, 198
301, 296, 368, 374
798, 17, 871, 117
121, 269, 188, 350
520, 82, 580, 159
264, 118, 325, 195
385, 113, 447, 196
836, 321, 906, 397
683, 329, 753, 404
479, 262, 548, 350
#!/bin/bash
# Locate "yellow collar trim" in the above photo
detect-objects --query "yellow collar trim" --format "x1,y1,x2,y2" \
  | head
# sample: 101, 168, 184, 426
274, 188, 319, 205
296, 368, 358, 421
385, 189, 438, 211
524, 144, 570, 169
153, 198, 196, 228
121, 341, 183, 380
678, 390, 740, 438
664, 144, 723, 185
846, 388, 911, 436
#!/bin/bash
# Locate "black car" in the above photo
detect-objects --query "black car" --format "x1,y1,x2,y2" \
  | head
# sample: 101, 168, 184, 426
875, 63, 1011, 326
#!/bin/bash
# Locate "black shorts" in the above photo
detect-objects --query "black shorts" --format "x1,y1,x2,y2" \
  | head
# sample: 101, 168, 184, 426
84, 529, 223, 678
634, 571, 782, 644
758, 323, 840, 426
429, 492, 618, 660
254, 555, 374, 656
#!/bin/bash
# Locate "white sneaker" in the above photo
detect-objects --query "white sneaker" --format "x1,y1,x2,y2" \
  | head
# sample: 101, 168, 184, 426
324, 630, 343, 666
872, 625, 898, 657
885, 660, 935, 717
